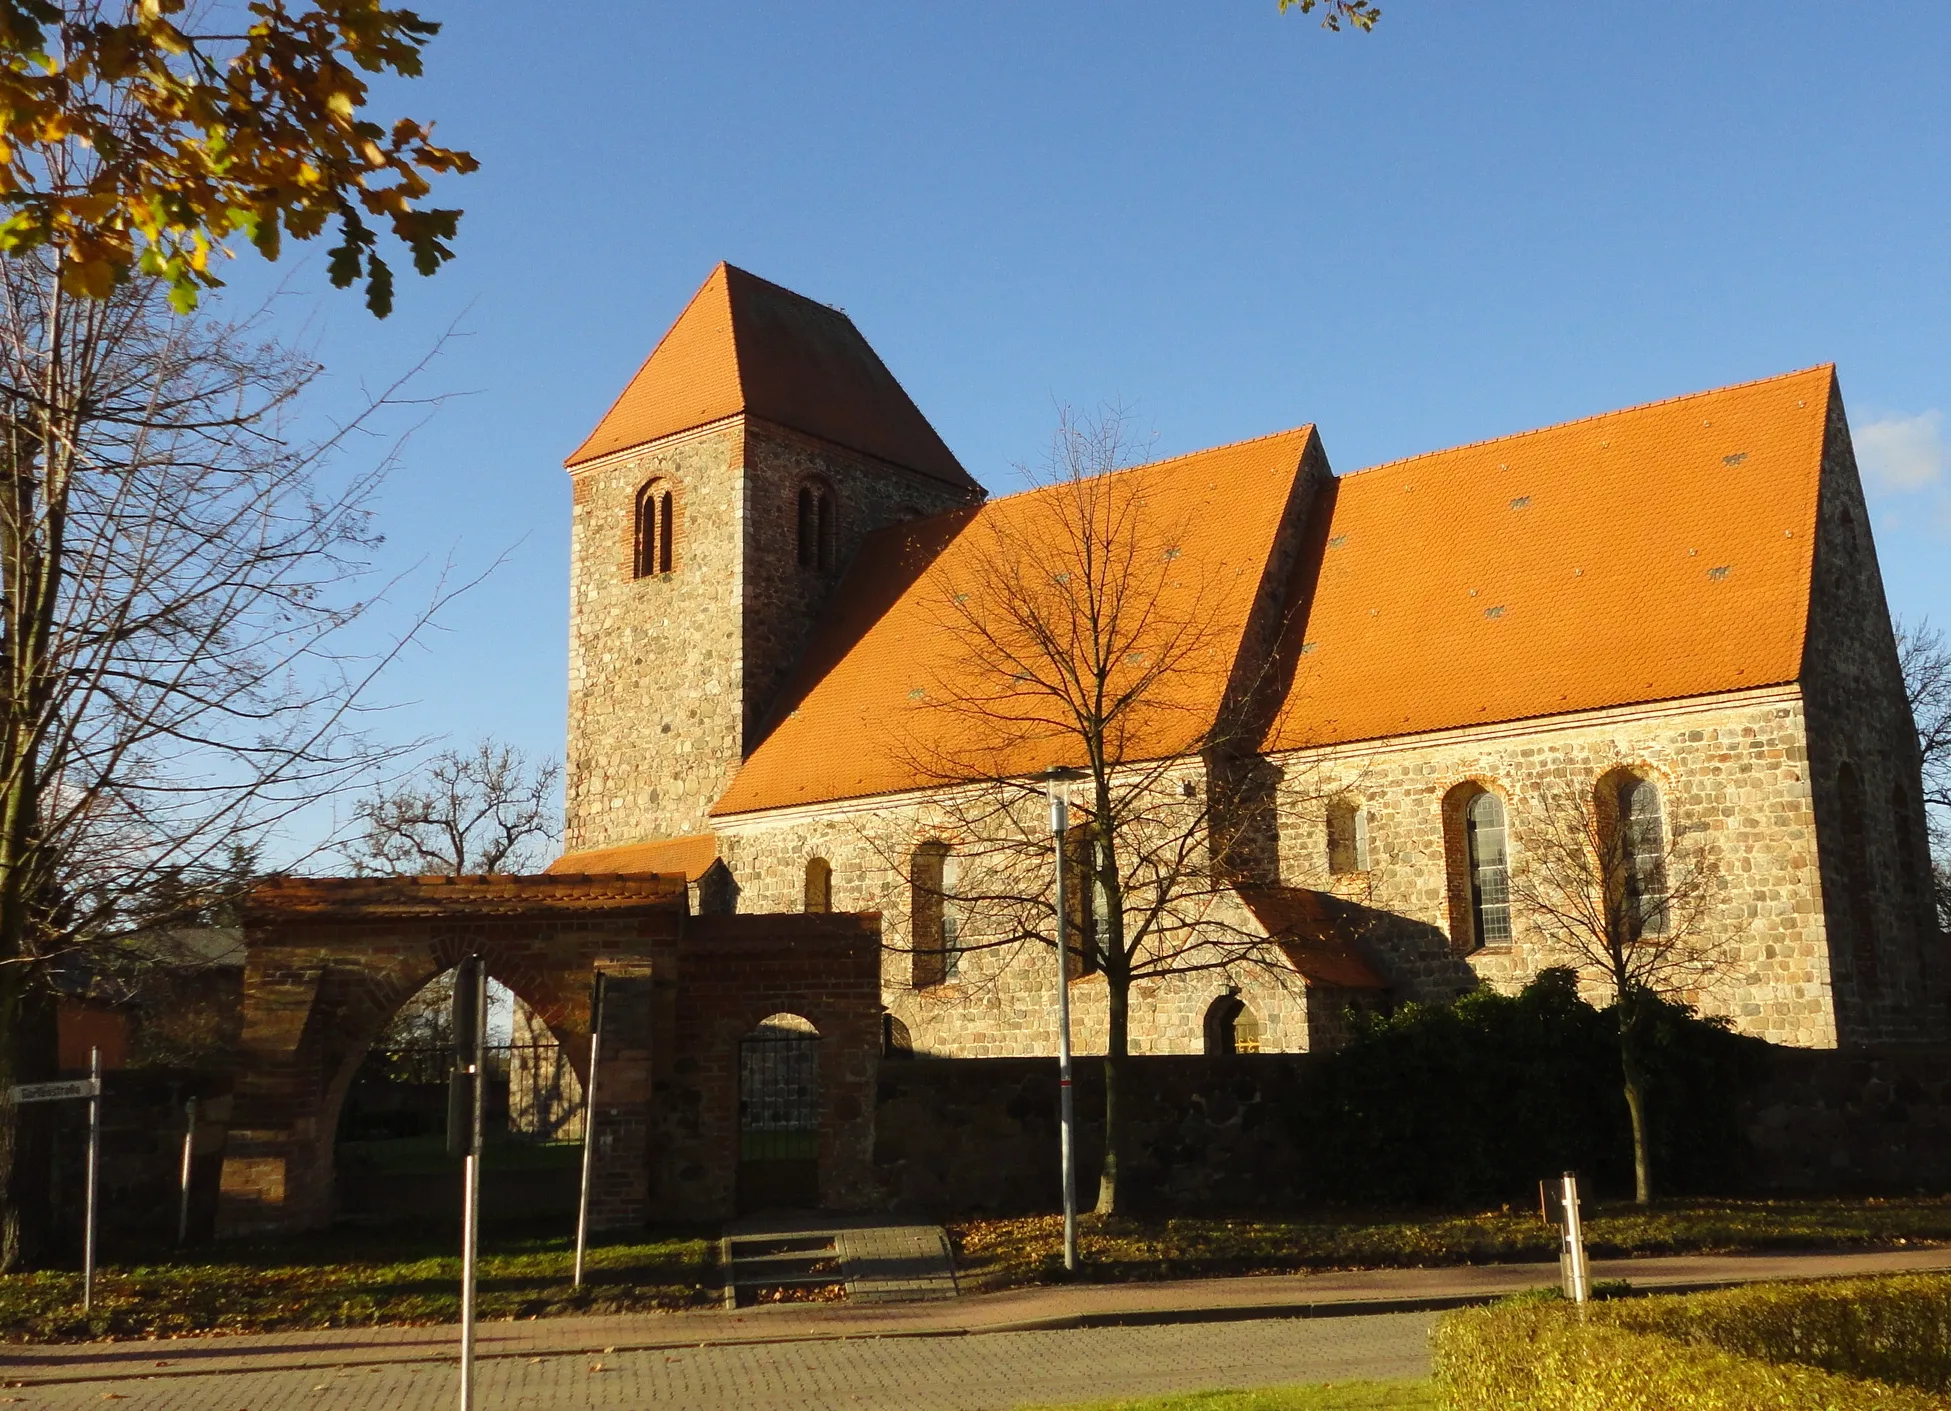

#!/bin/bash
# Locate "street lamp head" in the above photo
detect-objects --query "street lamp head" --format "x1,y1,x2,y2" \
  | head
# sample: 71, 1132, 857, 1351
1044, 765, 1084, 834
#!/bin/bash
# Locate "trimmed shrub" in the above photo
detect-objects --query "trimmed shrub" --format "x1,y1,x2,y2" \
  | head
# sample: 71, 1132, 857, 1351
1434, 1277, 1951, 1411
1607, 1274, 1951, 1393
1292, 968, 1766, 1205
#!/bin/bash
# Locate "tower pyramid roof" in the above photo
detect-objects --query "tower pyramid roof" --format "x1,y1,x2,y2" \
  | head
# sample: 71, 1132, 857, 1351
565, 263, 978, 491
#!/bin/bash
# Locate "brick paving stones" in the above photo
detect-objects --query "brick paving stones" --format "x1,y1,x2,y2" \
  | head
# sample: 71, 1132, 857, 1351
1, 1312, 1441, 1410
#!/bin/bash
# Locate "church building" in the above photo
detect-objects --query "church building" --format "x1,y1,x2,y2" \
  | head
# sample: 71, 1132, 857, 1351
546, 262, 1944, 1057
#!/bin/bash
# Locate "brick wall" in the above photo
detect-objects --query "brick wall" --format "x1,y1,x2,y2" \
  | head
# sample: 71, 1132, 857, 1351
214, 877, 884, 1236
873, 1045, 1951, 1217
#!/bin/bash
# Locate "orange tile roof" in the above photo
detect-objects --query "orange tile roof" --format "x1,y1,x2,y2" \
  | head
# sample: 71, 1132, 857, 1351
546, 834, 720, 881
1262, 366, 1832, 753
712, 429, 1321, 816
565, 263, 979, 492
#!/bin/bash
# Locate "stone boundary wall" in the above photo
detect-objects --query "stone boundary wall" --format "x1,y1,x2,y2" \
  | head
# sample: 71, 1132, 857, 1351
874, 1045, 1951, 1216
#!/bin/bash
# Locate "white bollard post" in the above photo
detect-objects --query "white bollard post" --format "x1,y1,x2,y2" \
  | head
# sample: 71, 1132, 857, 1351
1559, 1170, 1590, 1306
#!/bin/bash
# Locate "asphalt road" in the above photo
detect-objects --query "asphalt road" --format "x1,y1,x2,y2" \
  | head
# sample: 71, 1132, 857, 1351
5, 1311, 1439, 1410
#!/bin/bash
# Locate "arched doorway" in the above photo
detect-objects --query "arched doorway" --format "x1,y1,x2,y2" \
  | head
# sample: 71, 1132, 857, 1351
737, 1013, 821, 1212
1204, 994, 1261, 1055
334, 967, 584, 1224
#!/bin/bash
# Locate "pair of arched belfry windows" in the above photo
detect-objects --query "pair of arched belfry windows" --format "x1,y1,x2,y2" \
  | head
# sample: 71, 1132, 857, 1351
634, 480, 674, 578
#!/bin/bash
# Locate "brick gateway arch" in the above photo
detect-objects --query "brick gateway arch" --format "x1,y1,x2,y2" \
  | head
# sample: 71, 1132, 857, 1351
216, 874, 882, 1236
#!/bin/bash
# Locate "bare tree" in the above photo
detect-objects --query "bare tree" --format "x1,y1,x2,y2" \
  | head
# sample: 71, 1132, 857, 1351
344, 738, 561, 876
1897, 619, 1951, 929
0, 253, 450, 1267
883, 407, 1333, 1214
1506, 771, 1725, 1205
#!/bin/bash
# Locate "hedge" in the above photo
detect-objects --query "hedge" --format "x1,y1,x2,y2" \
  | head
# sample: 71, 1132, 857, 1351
1292, 968, 1766, 1206
1433, 1276, 1951, 1411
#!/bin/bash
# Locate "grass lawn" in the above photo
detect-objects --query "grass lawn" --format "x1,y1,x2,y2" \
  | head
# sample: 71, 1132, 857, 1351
1017, 1383, 1436, 1410
0, 1223, 717, 1343
952, 1196, 1951, 1289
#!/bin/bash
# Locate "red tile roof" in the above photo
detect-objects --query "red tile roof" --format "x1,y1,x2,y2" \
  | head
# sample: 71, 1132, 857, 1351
1262, 366, 1832, 753
712, 429, 1320, 816
546, 834, 720, 881
565, 263, 979, 492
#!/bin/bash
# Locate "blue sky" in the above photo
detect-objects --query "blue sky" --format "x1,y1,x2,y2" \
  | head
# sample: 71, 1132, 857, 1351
240, 1, 1951, 854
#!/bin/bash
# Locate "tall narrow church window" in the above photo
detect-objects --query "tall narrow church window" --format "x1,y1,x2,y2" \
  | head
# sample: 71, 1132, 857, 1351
635, 480, 675, 578
797, 481, 836, 572
1838, 764, 1878, 981
1615, 774, 1669, 937
803, 857, 832, 914
1063, 825, 1102, 979
1465, 790, 1512, 947
1326, 799, 1369, 874
910, 841, 958, 987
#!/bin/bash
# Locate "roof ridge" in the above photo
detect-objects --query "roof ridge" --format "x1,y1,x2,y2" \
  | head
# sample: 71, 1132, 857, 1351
1338, 364, 1834, 482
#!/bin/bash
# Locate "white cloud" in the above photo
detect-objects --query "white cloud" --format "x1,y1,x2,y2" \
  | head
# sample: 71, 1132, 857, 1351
1857, 410, 1946, 492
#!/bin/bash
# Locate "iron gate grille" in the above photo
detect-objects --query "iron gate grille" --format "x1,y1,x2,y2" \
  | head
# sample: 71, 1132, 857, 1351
739, 1029, 820, 1162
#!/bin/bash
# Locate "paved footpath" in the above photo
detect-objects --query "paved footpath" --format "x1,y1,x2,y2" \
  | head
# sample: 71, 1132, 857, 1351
3, 1247, 1946, 1410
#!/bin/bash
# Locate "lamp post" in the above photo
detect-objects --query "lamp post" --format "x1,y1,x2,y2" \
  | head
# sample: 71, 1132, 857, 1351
1045, 765, 1084, 1273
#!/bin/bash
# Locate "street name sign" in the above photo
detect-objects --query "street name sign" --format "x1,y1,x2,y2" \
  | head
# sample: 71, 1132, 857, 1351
9, 1079, 101, 1104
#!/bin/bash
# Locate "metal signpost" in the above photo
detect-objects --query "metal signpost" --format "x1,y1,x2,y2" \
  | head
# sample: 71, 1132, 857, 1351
1540, 1170, 1590, 1306
448, 957, 487, 1411
572, 970, 607, 1288
1046, 766, 1083, 1273
10, 1047, 103, 1312
177, 1095, 198, 1245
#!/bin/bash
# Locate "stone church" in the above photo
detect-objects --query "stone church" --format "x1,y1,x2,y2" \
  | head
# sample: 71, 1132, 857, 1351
546, 261, 1943, 1057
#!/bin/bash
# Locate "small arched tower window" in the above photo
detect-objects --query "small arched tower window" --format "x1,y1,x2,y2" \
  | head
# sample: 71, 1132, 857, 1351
634, 479, 674, 577
1611, 774, 1669, 938
1326, 799, 1369, 874
803, 857, 832, 914
910, 840, 959, 987
1462, 789, 1512, 948
1203, 994, 1261, 1055
797, 481, 836, 571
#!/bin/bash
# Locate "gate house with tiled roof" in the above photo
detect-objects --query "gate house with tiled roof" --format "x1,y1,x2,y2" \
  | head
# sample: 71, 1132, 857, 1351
553, 263, 1943, 1053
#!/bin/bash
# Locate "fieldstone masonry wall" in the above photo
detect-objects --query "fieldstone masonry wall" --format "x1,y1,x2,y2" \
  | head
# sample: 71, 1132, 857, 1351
1271, 687, 1848, 1046
1799, 400, 1943, 1041
565, 417, 976, 851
